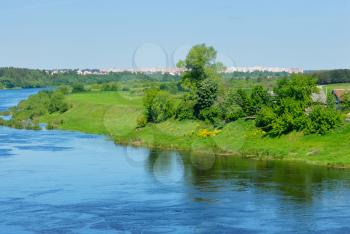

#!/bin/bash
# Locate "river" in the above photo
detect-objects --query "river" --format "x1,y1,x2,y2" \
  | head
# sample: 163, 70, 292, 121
1, 88, 350, 233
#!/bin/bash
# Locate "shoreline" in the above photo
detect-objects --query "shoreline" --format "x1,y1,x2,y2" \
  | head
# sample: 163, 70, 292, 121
54, 124, 350, 169
1, 115, 349, 169
3, 90, 350, 169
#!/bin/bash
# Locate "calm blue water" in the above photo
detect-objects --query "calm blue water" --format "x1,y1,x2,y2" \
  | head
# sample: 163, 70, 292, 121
0, 88, 47, 112
1, 89, 350, 233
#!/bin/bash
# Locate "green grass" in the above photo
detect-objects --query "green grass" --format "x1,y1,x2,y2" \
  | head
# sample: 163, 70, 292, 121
322, 83, 350, 95
43, 90, 350, 168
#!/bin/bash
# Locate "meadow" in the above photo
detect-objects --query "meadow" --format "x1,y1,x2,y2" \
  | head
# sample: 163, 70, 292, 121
40, 90, 350, 168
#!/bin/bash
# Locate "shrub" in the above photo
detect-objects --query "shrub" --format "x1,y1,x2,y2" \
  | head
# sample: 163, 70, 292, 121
101, 82, 119, 91
305, 106, 341, 135
233, 86, 270, 117
199, 105, 225, 128
57, 85, 72, 95
136, 115, 148, 128
159, 83, 177, 94
224, 109, 245, 122
72, 83, 85, 93
274, 75, 317, 103
175, 94, 196, 120
341, 91, 350, 111
194, 78, 218, 117
48, 92, 69, 114
269, 112, 295, 136
6, 90, 70, 130
143, 89, 174, 123
255, 107, 277, 132
47, 119, 64, 130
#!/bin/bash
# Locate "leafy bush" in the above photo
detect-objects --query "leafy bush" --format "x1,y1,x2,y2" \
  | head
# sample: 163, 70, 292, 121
57, 85, 72, 95
72, 83, 85, 93
136, 115, 148, 128
233, 85, 270, 117
47, 119, 64, 130
269, 112, 296, 136
341, 91, 350, 111
305, 106, 341, 135
5, 90, 70, 129
101, 82, 119, 91
159, 83, 178, 94
143, 89, 174, 123
175, 94, 196, 120
194, 78, 218, 117
199, 105, 225, 128
274, 75, 316, 104
255, 107, 277, 132
48, 92, 69, 113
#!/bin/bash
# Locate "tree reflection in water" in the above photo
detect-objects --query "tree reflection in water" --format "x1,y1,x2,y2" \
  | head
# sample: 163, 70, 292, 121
145, 149, 350, 203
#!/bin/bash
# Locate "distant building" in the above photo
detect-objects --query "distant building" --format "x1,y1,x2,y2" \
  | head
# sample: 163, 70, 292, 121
224, 66, 303, 74
46, 66, 304, 76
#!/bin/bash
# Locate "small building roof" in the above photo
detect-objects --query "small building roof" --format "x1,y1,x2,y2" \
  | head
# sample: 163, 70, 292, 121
332, 89, 350, 102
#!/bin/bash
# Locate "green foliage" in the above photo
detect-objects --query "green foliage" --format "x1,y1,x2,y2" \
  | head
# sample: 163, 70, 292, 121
47, 119, 64, 130
327, 93, 337, 110
57, 85, 72, 95
255, 75, 340, 136
101, 82, 119, 91
175, 94, 196, 120
274, 75, 317, 104
72, 83, 86, 93
233, 86, 270, 116
177, 44, 218, 88
305, 106, 342, 135
159, 82, 179, 94
341, 91, 350, 111
48, 92, 69, 113
255, 107, 277, 132
136, 114, 148, 128
0, 68, 49, 88
174, 44, 223, 123
143, 89, 174, 123
0, 67, 180, 89
194, 78, 218, 117
314, 69, 350, 85
3, 90, 70, 129
199, 105, 225, 128
269, 112, 295, 136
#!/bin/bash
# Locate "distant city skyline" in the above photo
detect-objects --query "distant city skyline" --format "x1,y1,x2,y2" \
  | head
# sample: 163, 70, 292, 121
46, 66, 304, 77
0, 0, 349, 70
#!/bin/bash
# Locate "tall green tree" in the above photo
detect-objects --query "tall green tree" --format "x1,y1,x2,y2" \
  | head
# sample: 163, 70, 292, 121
176, 44, 223, 119
177, 44, 221, 89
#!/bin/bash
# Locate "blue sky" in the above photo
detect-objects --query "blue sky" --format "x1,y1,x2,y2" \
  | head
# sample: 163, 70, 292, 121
0, 0, 349, 70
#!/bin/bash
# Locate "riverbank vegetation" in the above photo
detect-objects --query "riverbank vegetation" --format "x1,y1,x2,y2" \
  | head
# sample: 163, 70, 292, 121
0, 88, 70, 129
1, 45, 350, 167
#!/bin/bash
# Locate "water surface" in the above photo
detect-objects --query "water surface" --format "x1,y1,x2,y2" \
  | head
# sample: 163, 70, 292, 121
1, 89, 350, 233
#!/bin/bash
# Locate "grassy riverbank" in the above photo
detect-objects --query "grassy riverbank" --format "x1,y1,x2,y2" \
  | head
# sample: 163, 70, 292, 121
40, 91, 350, 168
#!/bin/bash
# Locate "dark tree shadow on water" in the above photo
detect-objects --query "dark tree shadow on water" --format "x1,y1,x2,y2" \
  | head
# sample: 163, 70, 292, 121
144, 150, 350, 203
